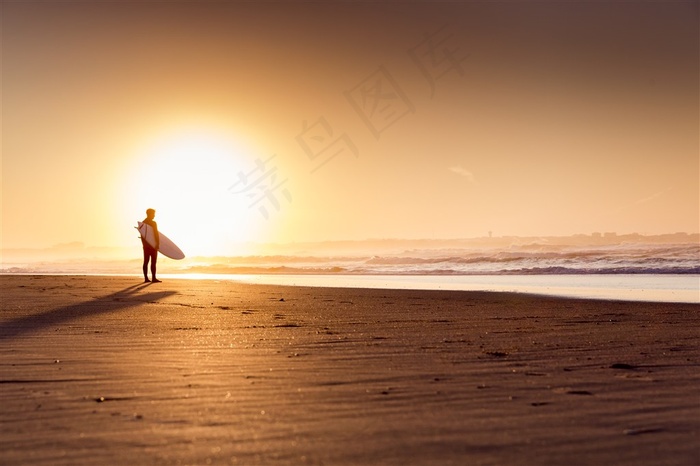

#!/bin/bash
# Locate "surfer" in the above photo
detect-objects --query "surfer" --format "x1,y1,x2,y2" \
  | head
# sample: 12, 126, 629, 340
141, 208, 161, 283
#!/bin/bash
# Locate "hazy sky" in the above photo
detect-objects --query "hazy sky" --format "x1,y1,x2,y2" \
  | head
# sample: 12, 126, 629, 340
2, 1, 698, 256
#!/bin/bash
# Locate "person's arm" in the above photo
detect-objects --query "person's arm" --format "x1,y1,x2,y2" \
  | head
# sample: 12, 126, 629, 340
152, 221, 160, 250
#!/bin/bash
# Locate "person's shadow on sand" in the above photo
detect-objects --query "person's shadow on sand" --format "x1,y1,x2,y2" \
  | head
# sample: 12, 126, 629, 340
0, 282, 177, 340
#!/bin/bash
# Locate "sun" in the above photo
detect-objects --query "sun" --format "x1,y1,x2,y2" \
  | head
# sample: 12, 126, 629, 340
124, 129, 268, 257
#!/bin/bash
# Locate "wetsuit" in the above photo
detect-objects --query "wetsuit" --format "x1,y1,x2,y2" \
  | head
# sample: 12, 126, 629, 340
141, 218, 159, 281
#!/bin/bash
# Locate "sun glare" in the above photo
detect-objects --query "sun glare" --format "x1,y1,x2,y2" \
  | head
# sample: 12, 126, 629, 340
125, 130, 266, 257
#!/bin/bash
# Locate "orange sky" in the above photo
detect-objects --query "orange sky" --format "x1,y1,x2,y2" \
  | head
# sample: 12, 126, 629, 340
2, 1, 698, 256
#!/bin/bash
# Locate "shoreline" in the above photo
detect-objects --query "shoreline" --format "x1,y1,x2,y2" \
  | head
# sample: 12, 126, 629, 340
2, 272, 697, 304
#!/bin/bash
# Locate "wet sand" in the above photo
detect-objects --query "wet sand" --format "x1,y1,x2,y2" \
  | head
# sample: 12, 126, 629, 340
1, 275, 698, 465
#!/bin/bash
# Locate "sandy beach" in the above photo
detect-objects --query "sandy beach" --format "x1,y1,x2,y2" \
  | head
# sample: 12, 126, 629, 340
1, 275, 698, 465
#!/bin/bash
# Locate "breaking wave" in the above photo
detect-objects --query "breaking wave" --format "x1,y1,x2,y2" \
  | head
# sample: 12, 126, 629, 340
180, 243, 700, 275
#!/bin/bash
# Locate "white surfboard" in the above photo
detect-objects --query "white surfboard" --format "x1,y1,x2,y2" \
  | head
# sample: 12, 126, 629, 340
136, 221, 185, 260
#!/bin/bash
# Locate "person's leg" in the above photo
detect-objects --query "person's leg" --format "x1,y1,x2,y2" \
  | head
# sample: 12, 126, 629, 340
142, 248, 150, 282
151, 249, 161, 282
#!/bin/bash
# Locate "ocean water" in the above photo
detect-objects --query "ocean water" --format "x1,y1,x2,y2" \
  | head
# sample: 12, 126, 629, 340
175, 241, 700, 276
3, 241, 699, 302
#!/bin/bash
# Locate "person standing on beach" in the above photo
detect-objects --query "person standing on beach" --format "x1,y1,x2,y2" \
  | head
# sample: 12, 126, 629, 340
141, 208, 161, 283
